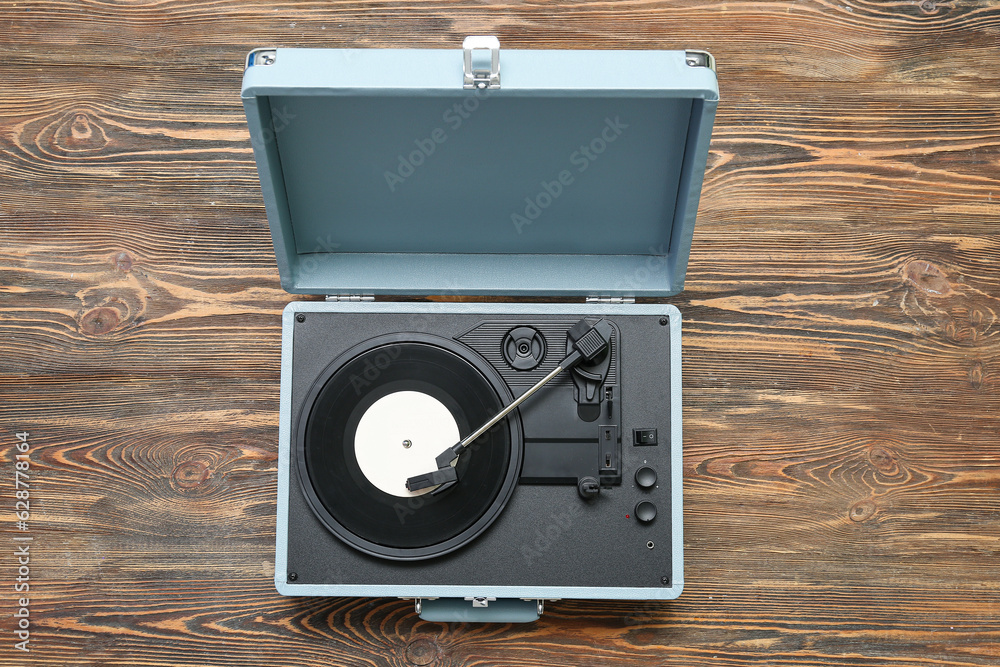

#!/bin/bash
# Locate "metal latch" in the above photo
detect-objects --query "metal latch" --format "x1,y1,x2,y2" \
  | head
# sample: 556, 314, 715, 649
463, 36, 500, 89
684, 50, 716, 73
465, 596, 496, 608
245, 48, 276, 70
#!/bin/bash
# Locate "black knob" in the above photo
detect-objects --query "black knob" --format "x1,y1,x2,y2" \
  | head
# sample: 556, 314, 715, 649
635, 501, 657, 523
577, 476, 600, 500
635, 466, 657, 489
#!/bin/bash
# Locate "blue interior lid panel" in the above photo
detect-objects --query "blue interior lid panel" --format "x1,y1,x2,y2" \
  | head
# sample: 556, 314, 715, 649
242, 46, 718, 297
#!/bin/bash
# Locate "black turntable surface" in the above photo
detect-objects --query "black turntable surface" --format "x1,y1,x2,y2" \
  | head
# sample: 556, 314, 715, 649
297, 335, 522, 559
287, 312, 674, 589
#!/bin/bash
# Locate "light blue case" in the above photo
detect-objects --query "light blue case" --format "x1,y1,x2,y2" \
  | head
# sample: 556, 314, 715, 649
242, 38, 717, 622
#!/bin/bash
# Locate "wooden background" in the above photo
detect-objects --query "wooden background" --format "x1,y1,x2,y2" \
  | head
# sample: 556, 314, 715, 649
1, 0, 999, 664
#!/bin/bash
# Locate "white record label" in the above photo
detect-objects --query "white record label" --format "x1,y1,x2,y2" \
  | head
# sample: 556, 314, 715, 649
354, 390, 461, 498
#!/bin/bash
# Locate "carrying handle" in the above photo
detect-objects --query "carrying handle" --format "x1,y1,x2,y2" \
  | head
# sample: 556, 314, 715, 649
416, 597, 543, 623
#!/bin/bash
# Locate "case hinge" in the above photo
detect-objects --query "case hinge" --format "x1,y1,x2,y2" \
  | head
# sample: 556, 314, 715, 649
463, 36, 500, 90
325, 294, 375, 302
585, 296, 636, 304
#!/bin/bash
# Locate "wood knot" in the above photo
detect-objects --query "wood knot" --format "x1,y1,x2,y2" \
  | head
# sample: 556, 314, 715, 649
168, 446, 239, 496
52, 110, 109, 153
113, 251, 133, 273
867, 446, 899, 475
902, 260, 952, 296
173, 460, 211, 489
404, 637, 439, 666
943, 306, 990, 345
919, 0, 937, 13
71, 113, 93, 139
970, 360, 984, 390
849, 499, 877, 523
79, 306, 121, 336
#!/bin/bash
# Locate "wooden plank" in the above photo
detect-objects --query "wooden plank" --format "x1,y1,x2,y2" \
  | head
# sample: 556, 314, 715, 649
1, 0, 999, 664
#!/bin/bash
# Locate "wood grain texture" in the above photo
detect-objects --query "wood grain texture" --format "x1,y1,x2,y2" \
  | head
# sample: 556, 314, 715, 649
1, 0, 999, 664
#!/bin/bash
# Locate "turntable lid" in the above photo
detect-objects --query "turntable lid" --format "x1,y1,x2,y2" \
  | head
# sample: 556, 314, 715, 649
241, 43, 718, 297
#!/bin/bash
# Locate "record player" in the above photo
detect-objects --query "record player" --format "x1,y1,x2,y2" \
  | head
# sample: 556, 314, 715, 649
241, 37, 718, 622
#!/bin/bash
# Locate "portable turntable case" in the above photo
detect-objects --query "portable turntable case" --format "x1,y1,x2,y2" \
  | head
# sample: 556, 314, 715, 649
242, 37, 718, 622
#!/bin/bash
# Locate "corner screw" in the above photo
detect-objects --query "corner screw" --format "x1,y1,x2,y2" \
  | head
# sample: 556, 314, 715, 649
659, 317, 668, 326
660, 576, 669, 585
296, 314, 305, 323
288, 572, 298, 581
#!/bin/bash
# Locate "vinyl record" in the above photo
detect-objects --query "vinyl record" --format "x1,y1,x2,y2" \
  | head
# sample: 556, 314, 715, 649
295, 333, 523, 560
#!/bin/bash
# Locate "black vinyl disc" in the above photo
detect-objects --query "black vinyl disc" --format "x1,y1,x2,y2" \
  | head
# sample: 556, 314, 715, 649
295, 333, 523, 560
